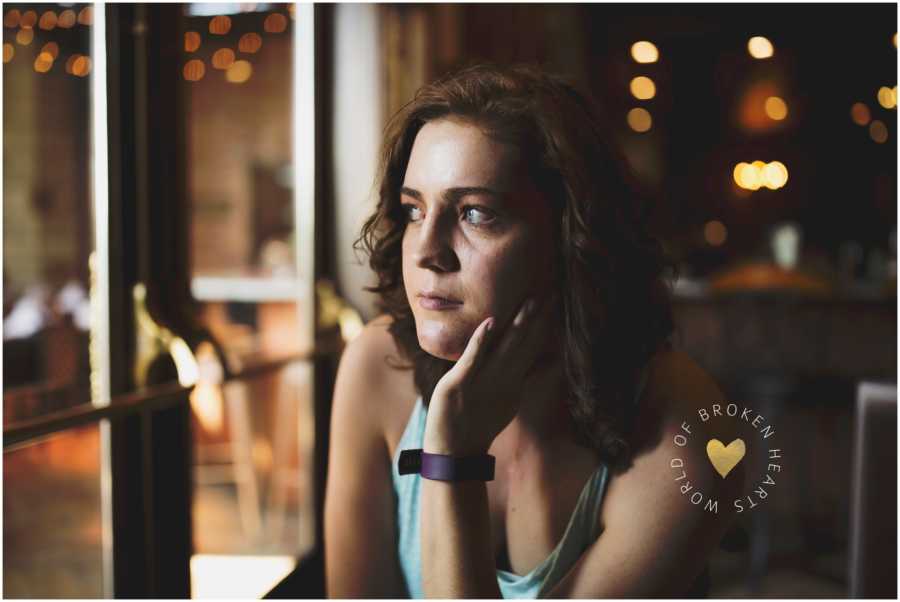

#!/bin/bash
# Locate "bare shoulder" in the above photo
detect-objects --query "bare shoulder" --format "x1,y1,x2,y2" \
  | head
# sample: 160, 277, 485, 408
339, 313, 418, 446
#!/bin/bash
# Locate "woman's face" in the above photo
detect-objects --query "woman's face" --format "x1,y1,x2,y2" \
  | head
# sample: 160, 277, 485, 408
401, 117, 556, 361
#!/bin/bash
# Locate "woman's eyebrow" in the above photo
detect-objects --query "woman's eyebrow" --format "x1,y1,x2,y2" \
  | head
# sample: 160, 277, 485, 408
400, 186, 502, 204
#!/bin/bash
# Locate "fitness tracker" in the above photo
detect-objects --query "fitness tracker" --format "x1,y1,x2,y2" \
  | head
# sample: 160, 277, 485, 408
398, 449, 496, 482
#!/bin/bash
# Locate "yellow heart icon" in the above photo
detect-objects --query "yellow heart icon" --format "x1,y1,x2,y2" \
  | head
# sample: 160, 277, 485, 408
706, 438, 745, 478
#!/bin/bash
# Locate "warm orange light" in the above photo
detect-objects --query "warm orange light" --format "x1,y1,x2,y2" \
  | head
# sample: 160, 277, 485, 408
288, 4, 295, 19
39, 11, 57, 30
57, 9, 76, 28
72, 55, 91, 77
877, 86, 896, 109
65, 54, 79, 74
4, 9, 21, 28
851, 102, 871, 126
630, 41, 659, 64
41, 42, 59, 59
869, 120, 888, 143
739, 163, 762, 190
238, 33, 262, 54
747, 36, 774, 59
762, 161, 788, 189
626, 107, 652, 132
209, 15, 232, 35
185, 31, 201, 53
34, 51, 54, 73
19, 10, 37, 29
77, 6, 92, 26
894, 32, 897, 48
733, 163, 749, 187
630, 76, 656, 100
3, 43, 13, 63
212, 48, 235, 70
264, 13, 287, 33
704, 221, 727, 246
16, 28, 34, 46
225, 59, 252, 83
183, 59, 206, 81
764, 96, 788, 120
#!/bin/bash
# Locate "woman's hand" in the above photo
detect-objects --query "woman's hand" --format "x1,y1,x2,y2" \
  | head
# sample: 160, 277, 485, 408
423, 292, 563, 456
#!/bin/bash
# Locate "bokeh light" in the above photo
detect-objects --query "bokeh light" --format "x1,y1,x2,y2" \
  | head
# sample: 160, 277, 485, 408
626, 107, 652, 132
212, 48, 235, 70
877, 86, 897, 109
3, 43, 14, 63
19, 10, 37, 29
851, 102, 871, 126
764, 96, 788, 120
77, 6, 92, 26
209, 15, 232, 35
747, 36, 774, 59
869, 120, 888, 143
225, 60, 253, 83
183, 59, 206, 82
38, 11, 57, 30
734, 161, 788, 191
57, 9, 76, 28
704, 221, 728, 246
33, 51, 53, 73
16, 28, 34, 46
630, 41, 659, 63
4, 9, 21, 28
238, 33, 262, 54
72, 55, 91, 77
185, 31, 201, 52
264, 13, 287, 33
630, 76, 656, 100
41, 41, 59, 59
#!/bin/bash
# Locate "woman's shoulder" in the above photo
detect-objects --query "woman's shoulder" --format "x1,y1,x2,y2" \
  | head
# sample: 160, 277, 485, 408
339, 313, 419, 448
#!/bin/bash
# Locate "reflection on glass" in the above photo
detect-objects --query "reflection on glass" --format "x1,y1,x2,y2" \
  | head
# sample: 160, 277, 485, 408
3, 424, 104, 597
3, 3, 94, 426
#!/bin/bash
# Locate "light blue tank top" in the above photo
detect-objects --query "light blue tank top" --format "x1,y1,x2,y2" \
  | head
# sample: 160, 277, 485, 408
390, 367, 650, 598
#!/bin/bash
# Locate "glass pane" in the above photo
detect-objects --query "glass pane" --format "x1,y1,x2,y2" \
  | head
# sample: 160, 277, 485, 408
3, 423, 104, 597
190, 358, 315, 598
3, 3, 96, 425
184, 2, 306, 365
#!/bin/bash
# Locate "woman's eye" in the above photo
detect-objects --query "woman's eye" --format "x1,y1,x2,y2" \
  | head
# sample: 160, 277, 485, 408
462, 206, 494, 226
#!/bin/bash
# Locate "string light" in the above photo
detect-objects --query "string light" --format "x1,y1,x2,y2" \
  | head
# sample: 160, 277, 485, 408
183, 59, 206, 81
209, 15, 231, 35
264, 13, 287, 33
764, 96, 788, 120
238, 33, 262, 53
225, 60, 252, 83
185, 31, 201, 53
626, 107, 652, 132
850, 102, 871, 126
747, 36, 774, 59
630, 76, 656, 100
630, 41, 659, 64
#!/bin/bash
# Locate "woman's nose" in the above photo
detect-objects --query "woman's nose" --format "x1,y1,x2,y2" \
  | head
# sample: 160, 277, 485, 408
412, 212, 458, 272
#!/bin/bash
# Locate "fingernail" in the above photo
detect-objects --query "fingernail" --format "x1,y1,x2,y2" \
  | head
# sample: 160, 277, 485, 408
486, 317, 495, 332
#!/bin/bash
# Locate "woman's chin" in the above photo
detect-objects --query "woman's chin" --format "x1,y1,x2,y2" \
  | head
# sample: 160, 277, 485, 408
419, 338, 464, 362
415, 318, 470, 361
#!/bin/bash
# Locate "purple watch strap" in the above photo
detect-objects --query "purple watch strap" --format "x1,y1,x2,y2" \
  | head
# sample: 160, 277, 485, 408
398, 449, 495, 481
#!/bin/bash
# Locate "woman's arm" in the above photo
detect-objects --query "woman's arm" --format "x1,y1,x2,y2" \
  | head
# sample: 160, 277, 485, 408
323, 318, 407, 598
419, 439, 503, 598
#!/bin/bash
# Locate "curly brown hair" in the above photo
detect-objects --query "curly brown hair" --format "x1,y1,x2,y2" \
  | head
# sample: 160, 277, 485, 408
353, 62, 677, 470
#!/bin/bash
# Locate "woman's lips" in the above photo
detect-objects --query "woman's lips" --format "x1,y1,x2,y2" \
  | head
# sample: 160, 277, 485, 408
418, 296, 462, 310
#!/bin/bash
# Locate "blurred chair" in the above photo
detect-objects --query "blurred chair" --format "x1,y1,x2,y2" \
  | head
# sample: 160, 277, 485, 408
848, 380, 897, 598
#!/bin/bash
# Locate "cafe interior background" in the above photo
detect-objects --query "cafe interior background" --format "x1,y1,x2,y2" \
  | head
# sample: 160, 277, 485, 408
2, 2, 897, 598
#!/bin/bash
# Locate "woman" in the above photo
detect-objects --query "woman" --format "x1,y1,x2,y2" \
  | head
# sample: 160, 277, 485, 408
324, 63, 744, 598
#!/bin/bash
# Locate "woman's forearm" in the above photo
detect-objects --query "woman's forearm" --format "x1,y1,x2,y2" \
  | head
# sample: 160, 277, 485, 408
420, 476, 503, 598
